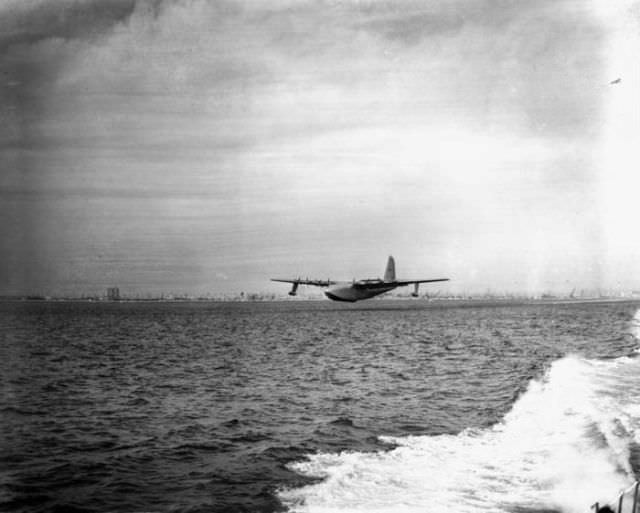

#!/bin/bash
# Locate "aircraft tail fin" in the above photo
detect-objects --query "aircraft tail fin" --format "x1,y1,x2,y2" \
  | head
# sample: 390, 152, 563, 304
384, 255, 396, 282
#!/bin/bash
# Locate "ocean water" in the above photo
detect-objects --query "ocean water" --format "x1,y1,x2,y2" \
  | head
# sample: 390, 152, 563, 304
1, 300, 639, 513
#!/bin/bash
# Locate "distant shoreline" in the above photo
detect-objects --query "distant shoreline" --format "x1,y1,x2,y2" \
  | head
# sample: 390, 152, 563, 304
3, 297, 640, 306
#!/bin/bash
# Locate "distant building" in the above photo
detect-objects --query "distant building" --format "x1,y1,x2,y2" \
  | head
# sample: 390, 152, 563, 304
107, 287, 120, 301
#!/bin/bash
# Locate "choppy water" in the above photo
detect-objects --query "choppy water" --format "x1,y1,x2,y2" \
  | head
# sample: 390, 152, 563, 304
1, 300, 639, 513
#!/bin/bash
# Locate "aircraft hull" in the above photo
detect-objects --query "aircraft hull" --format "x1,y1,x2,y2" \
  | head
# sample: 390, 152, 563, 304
324, 283, 396, 302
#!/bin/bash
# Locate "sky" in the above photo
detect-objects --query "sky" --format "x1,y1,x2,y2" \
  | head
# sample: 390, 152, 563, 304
1, 0, 639, 297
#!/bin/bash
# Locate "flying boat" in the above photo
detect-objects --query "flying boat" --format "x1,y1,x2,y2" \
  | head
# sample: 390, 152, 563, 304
272, 256, 449, 302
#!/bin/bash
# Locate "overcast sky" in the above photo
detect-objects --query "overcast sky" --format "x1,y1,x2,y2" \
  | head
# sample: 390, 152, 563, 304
1, 0, 639, 297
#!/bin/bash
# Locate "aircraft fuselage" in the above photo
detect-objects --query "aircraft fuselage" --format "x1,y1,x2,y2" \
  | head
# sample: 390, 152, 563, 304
324, 281, 397, 302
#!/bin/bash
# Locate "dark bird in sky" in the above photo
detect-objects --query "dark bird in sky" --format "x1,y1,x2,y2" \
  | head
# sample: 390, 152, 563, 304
610, 78, 621, 84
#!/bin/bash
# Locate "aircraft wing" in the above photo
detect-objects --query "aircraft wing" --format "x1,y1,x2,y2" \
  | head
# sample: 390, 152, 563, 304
271, 278, 334, 287
394, 278, 450, 286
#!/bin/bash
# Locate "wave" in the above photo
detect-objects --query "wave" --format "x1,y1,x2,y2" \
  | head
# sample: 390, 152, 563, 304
279, 312, 640, 513
631, 308, 640, 345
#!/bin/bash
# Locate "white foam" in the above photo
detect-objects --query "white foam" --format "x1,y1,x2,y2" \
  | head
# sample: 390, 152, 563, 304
280, 349, 640, 513
631, 308, 640, 343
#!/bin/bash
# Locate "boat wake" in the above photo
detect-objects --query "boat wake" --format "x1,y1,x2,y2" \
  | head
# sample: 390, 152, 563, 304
280, 310, 640, 513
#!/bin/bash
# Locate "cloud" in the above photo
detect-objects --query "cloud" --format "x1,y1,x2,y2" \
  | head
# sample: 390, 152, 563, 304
2, 0, 607, 152
0, 0, 137, 52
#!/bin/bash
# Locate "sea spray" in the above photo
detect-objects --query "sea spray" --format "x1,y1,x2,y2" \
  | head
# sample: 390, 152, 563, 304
281, 311, 640, 513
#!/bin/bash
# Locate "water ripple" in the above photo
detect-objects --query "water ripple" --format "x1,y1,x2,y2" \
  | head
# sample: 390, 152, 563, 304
1, 300, 638, 512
